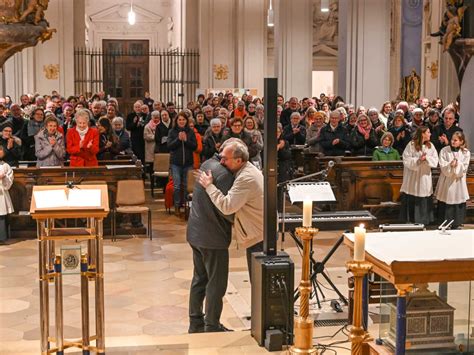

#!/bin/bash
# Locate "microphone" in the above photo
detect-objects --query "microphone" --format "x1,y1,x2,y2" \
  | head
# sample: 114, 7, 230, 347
327, 160, 335, 169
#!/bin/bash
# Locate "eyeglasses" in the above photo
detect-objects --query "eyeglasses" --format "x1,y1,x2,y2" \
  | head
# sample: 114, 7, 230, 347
217, 154, 235, 162
232, 124, 242, 127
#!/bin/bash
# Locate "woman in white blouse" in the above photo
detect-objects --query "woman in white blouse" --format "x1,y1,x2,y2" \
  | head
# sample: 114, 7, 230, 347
435, 131, 470, 229
400, 126, 439, 225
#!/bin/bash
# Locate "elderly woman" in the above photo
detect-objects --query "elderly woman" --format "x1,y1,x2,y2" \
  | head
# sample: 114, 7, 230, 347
254, 104, 265, 131
202, 118, 224, 161
306, 110, 326, 153
0, 145, 13, 243
144, 110, 160, 170
372, 132, 401, 161
367, 108, 386, 140
244, 116, 263, 169
283, 112, 306, 145
350, 113, 379, 156
21, 107, 45, 161
112, 117, 132, 155
35, 116, 65, 167
66, 109, 99, 167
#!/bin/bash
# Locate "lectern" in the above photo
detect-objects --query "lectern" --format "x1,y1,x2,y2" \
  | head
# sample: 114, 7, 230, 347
30, 185, 109, 355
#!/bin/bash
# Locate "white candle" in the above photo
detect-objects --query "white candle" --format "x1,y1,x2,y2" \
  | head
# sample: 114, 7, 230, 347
302, 200, 312, 227
354, 224, 366, 261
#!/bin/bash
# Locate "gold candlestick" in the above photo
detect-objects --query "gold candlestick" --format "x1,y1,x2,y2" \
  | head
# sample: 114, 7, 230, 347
290, 226, 318, 355
346, 260, 373, 355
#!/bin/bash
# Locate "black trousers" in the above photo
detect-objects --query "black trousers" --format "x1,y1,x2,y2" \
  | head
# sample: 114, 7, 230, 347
246, 240, 264, 283
0, 215, 7, 241
189, 244, 229, 328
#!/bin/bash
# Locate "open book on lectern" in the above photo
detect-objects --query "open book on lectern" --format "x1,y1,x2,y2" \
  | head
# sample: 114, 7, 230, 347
33, 189, 102, 209
287, 181, 336, 203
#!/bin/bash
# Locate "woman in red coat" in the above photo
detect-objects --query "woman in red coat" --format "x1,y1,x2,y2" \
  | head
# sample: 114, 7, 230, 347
66, 109, 99, 167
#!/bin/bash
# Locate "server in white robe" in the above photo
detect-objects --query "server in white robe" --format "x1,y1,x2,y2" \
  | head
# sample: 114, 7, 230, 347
0, 145, 14, 243
400, 127, 439, 225
435, 131, 470, 229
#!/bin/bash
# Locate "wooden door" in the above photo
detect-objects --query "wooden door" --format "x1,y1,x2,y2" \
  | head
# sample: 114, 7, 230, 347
103, 40, 149, 117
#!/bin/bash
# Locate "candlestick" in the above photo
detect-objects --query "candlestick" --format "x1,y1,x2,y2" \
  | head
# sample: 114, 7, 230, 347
354, 224, 366, 261
290, 226, 318, 355
302, 200, 312, 227
346, 260, 373, 355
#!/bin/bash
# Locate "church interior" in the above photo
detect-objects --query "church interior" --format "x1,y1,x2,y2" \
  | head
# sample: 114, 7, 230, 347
1, 0, 474, 354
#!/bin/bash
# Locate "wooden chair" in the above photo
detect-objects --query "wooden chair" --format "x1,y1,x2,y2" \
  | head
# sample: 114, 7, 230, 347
151, 153, 170, 197
184, 169, 197, 220
113, 180, 152, 240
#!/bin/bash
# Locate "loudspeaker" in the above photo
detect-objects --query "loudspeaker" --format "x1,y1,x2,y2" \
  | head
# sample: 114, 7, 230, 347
251, 252, 294, 347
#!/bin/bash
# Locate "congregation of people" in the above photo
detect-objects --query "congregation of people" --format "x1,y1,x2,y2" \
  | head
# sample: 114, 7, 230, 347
0, 89, 470, 335
0, 90, 468, 235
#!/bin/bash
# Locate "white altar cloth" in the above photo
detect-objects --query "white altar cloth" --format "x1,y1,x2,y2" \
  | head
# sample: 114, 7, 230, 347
344, 230, 474, 265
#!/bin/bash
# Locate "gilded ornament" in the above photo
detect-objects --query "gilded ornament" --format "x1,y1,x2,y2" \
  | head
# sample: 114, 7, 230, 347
427, 60, 439, 79
213, 64, 229, 80
43, 64, 59, 80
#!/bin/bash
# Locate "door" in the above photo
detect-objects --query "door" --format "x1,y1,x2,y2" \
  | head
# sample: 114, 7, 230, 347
103, 40, 149, 117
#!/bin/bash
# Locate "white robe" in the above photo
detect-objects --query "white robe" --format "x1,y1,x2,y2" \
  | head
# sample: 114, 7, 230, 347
0, 162, 14, 216
400, 141, 439, 197
435, 146, 470, 204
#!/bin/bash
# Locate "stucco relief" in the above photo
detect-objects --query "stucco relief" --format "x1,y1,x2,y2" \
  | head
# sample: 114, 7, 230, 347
312, 0, 338, 56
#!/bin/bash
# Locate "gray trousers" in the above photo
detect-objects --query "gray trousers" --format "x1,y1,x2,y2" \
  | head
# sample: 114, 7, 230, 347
188, 244, 229, 328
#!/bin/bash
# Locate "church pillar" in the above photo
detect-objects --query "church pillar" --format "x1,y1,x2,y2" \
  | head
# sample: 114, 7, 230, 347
74, 0, 86, 48
343, 0, 391, 108
274, 0, 312, 99
400, 0, 423, 78
199, 0, 237, 90
199, 0, 266, 95
337, 0, 348, 101
235, 0, 266, 95
460, 59, 474, 151
183, 0, 199, 49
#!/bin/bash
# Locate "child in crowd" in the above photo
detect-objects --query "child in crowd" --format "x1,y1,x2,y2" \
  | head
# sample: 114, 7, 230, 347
400, 127, 439, 225
435, 131, 470, 229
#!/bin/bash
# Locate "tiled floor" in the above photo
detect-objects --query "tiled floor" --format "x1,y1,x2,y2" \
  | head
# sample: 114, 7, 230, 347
0, 192, 373, 354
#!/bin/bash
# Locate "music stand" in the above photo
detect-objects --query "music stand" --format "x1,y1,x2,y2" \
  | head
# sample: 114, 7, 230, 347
279, 180, 347, 309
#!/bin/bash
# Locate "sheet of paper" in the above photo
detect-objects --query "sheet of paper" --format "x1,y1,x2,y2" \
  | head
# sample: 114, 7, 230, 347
287, 182, 336, 203
33, 190, 68, 209
67, 189, 101, 207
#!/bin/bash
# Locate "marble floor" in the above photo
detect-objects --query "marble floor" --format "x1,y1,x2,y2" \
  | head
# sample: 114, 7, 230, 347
0, 189, 359, 354
5, 190, 472, 354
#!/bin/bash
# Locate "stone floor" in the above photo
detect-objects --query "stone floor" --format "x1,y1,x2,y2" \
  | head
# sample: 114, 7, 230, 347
1, 189, 472, 354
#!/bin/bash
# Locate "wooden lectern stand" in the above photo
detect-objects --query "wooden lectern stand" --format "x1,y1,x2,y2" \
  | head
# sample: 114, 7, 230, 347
30, 185, 109, 355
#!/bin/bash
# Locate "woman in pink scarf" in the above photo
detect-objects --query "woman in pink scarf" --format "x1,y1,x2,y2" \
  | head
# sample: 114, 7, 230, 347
349, 113, 378, 156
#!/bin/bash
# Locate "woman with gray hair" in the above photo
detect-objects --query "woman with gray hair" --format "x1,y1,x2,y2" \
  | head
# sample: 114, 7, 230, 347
112, 117, 132, 154
144, 110, 161, 164
202, 118, 224, 161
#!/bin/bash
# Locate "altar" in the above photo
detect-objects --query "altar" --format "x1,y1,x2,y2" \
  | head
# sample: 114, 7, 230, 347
344, 230, 474, 355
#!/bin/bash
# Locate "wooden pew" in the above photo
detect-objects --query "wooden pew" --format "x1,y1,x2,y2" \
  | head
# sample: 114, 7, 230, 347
9, 163, 143, 238
327, 160, 474, 224
303, 151, 372, 174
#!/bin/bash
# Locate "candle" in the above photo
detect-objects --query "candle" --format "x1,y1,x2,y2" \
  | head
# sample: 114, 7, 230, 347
302, 200, 312, 227
354, 224, 366, 261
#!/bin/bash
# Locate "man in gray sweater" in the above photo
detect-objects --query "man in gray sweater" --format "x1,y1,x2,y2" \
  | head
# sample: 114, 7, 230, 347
186, 154, 234, 333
